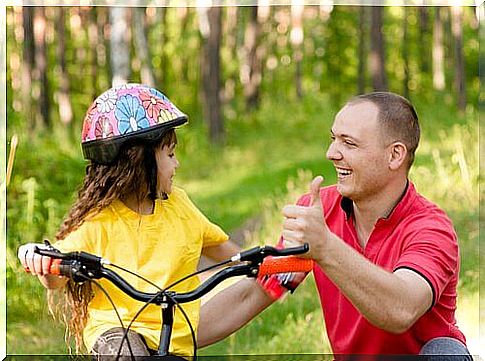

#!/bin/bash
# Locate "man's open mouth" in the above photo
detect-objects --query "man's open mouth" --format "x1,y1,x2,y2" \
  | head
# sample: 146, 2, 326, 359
336, 167, 352, 179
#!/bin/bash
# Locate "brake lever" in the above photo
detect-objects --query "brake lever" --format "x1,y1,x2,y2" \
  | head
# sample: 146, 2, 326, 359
34, 243, 110, 268
34, 245, 69, 259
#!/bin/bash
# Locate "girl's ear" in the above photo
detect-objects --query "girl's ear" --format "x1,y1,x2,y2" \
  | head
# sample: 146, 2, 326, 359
388, 141, 408, 170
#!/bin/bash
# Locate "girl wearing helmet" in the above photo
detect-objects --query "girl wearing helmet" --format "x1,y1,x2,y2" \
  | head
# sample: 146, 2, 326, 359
18, 84, 239, 357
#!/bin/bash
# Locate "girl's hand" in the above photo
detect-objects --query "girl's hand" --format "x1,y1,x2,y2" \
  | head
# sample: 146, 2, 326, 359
17, 243, 53, 276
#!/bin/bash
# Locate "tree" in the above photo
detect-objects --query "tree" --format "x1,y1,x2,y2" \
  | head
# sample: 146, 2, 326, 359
199, 7, 224, 143
451, 6, 466, 111
22, 7, 35, 130
109, 7, 130, 86
87, 7, 100, 99
33, 6, 50, 127
419, 8, 430, 73
133, 7, 156, 87
241, 6, 264, 110
291, 1, 304, 99
357, 6, 367, 94
221, 6, 239, 104
432, 7, 445, 91
153, 7, 168, 84
402, 6, 410, 100
56, 7, 73, 125
369, 6, 387, 91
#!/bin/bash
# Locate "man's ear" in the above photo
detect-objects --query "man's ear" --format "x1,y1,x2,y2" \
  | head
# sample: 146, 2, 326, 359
388, 141, 408, 170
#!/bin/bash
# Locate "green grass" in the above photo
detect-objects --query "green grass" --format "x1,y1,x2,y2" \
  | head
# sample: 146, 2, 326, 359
6, 93, 479, 355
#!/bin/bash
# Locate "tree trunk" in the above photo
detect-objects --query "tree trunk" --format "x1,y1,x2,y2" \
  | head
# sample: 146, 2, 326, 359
180, 7, 191, 82
88, 8, 100, 99
109, 7, 130, 86
432, 7, 445, 91
222, 6, 238, 104
291, 1, 304, 99
22, 6, 35, 129
419, 8, 429, 73
156, 7, 168, 84
97, 7, 110, 92
199, 7, 223, 143
133, 7, 156, 87
369, 6, 387, 91
451, 6, 466, 111
402, 6, 410, 100
241, 6, 264, 110
357, 6, 367, 94
56, 7, 73, 125
33, 6, 50, 127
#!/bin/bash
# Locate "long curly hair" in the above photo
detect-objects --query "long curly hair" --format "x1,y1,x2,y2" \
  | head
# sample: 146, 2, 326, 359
48, 129, 177, 353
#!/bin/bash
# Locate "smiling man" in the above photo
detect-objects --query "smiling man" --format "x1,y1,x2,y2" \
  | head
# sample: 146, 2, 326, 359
198, 92, 471, 360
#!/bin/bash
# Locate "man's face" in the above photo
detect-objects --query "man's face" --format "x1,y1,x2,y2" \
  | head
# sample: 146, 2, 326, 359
326, 101, 391, 202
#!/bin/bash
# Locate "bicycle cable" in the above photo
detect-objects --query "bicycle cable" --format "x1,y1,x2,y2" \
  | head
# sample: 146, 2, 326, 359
92, 258, 235, 359
109, 263, 163, 291
75, 273, 136, 361
165, 293, 197, 360
109, 258, 213, 360
164, 258, 233, 291
115, 292, 161, 361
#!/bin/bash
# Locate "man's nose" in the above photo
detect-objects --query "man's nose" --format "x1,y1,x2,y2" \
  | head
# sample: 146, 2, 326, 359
326, 142, 342, 161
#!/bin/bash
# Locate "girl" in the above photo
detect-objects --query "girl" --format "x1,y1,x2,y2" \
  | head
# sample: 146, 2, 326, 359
18, 83, 239, 357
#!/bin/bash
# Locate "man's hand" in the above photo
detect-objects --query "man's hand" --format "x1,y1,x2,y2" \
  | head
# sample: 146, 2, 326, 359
281, 176, 330, 263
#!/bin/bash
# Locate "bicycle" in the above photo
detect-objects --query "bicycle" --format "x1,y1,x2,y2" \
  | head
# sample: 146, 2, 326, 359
33, 242, 313, 360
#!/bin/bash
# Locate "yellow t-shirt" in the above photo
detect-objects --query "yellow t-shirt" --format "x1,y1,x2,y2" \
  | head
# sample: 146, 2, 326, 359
54, 186, 228, 356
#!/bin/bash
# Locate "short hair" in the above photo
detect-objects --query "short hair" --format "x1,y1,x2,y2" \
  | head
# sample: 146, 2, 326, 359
347, 92, 420, 170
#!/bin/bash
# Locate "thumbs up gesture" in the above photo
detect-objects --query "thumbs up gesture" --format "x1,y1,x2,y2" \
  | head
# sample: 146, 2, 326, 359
282, 176, 329, 263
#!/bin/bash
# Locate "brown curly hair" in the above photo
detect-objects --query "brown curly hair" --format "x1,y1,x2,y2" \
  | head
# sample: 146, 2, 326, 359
48, 129, 177, 353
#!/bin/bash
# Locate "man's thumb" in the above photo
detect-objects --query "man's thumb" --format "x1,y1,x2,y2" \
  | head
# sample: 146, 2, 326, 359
309, 175, 324, 207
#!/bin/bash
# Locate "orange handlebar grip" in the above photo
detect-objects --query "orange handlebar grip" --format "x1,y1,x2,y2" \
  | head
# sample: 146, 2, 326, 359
259, 256, 313, 276
49, 259, 62, 275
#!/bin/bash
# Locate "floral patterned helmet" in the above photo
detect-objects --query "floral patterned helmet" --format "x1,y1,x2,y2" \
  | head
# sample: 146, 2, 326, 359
81, 83, 188, 164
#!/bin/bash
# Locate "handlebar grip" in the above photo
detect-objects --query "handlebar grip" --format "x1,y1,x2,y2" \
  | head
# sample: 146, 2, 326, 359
258, 256, 313, 276
276, 243, 309, 256
49, 259, 63, 276
48, 259, 79, 278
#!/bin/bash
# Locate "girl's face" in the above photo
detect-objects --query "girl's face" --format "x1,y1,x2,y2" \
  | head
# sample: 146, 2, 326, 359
155, 143, 179, 194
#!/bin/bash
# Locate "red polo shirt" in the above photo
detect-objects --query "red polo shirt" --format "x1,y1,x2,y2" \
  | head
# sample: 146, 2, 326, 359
296, 182, 465, 355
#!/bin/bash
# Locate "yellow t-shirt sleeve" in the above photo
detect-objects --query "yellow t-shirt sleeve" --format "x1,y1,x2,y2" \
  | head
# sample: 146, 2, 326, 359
53, 222, 96, 254
175, 187, 229, 247
201, 215, 229, 247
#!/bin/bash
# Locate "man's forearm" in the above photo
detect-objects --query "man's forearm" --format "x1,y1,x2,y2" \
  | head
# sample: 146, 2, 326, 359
315, 233, 432, 333
197, 279, 275, 348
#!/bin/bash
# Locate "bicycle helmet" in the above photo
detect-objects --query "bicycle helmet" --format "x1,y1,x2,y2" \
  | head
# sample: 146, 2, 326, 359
81, 83, 188, 165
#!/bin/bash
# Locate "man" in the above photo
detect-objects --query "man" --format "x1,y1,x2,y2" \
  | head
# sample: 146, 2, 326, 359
198, 92, 471, 359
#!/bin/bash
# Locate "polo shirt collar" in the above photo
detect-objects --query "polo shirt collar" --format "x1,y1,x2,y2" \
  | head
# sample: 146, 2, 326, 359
340, 180, 416, 224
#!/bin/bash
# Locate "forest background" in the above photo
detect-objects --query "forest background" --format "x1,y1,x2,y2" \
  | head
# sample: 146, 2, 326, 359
3, 3, 482, 356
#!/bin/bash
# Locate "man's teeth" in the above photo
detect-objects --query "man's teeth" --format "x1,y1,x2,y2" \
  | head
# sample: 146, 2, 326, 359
337, 169, 352, 176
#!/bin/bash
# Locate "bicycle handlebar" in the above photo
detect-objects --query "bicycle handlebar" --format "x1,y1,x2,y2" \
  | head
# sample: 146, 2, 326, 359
34, 244, 313, 305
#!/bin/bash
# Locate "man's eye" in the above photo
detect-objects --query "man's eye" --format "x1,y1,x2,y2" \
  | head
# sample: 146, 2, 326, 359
344, 140, 356, 146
